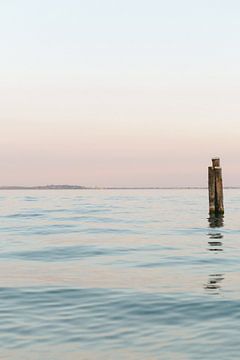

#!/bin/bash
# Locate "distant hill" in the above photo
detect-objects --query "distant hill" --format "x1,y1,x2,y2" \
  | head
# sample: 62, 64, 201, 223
0, 185, 88, 190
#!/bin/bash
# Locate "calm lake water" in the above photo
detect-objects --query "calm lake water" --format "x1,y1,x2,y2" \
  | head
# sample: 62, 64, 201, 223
0, 189, 240, 359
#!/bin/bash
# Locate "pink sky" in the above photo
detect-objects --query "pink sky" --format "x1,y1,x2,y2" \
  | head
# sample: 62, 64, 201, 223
1, 1, 240, 186
1, 78, 239, 186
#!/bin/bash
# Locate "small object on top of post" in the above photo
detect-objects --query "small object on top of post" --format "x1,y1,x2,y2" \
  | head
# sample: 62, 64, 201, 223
212, 158, 220, 168
208, 157, 224, 215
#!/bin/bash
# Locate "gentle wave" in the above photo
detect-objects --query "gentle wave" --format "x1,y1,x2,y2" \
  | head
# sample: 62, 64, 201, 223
0, 287, 240, 359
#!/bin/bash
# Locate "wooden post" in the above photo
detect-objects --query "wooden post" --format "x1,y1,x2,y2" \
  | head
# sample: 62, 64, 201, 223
208, 158, 224, 215
215, 167, 224, 214
208, 166, 215, 214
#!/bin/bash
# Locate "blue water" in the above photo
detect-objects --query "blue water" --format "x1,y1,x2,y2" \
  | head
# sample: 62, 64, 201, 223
0, 189, 240, 359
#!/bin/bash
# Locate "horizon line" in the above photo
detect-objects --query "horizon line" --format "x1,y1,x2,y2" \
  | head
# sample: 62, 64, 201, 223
0, 185, 239, 190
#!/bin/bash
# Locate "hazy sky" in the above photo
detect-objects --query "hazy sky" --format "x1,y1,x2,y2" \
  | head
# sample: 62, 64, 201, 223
1, 0, 240, 186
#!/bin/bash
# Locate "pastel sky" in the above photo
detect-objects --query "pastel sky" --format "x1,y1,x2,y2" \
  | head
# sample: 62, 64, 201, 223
1, 0, 240, 186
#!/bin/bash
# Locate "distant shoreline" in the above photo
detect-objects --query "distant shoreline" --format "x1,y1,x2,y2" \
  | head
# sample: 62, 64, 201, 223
0, 186, 239, 190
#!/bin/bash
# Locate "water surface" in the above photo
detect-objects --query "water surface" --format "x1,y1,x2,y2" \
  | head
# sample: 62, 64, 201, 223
0, 189, 240, 359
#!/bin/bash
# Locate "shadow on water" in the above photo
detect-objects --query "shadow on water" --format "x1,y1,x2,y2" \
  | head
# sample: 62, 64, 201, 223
205, 214, 225, 294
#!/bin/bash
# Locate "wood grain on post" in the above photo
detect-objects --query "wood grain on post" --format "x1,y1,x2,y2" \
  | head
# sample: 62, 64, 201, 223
208, 166, 215, 214
215, 167, 224, 214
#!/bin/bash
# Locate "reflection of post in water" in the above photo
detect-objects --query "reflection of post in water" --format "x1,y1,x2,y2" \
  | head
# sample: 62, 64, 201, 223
204, 274, 225, 294
208, 213, 224, 228
207, 214, 224, 252
205, 213, 225, 294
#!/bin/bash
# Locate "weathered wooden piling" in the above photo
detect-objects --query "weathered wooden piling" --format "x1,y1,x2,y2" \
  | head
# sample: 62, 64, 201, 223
208, 158, 224, 215
215, 167, 224, 214
208, 166, 216, 214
